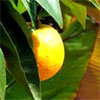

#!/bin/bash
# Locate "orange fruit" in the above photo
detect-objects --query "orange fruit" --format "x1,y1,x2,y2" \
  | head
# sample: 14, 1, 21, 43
31, 24, 65, 81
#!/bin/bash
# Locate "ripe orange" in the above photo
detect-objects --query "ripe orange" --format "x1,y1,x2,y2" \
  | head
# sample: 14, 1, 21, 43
31, 24, 65, 81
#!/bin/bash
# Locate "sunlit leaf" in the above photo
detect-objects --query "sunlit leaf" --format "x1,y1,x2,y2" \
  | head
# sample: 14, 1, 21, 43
36, 0, 63, 28
0, 48, 6, 100
10, 0, 26, 14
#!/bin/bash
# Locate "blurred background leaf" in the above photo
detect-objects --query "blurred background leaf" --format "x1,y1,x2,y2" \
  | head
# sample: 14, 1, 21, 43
71, 0, 100, 23
60, 2, 72, 31
36, 0, 63, 29
10, 0, 26, 14
41, 20, 98, 100
61, 21, 83, 40
61, 0, 87, 29
0, 48, 6, 100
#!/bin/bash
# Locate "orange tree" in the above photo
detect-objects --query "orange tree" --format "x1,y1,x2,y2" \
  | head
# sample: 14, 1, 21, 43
0, 0, 100, 100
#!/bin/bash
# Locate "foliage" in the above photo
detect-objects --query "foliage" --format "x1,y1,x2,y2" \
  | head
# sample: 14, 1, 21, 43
0, 0, 100, 100
0, 49, 6, 100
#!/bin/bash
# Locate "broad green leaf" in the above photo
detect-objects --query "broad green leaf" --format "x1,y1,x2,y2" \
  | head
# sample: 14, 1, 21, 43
0, 48, 6, 100
22, 0, 36, 28
36, 0, 63, 28
1, 1, 41, 100
41, 20, 98, 100
89, 0, 100, 10
0, 22, 33, 99
10, 0, 26, 14
61, 0, 87, 29
0, 21, 40, 100
6, 83, 32, 100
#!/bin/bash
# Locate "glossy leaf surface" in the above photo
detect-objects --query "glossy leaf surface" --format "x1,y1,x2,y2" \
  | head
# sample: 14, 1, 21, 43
36, 0, 63, 28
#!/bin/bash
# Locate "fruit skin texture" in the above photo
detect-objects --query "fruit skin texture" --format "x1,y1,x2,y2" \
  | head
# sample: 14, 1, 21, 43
31, 24, 65, 81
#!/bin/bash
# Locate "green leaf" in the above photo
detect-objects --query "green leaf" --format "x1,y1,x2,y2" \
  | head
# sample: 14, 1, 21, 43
60, 2, 72, 30
39, 9, 49, 19
36, 0, 63, 29
61, 21, 83, 40
6, 71, 14, 90
89, 0, 100, 10
7, 2, 33, 50
0, 21, 40, 100
1, 1, 41, 100
22, 0, 36, 28
0, 22, 32, 99
41, 20, 98, 100
10, 0, 26, 14
6, 83, 32, 100
0, 48, 6, 100
61, 0, 87, 29
61, 19, 93, 40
